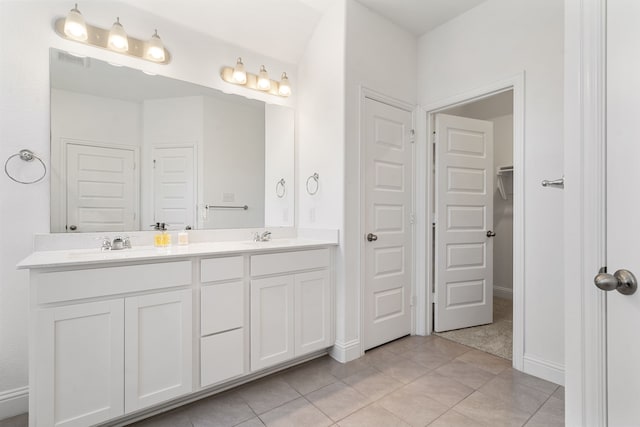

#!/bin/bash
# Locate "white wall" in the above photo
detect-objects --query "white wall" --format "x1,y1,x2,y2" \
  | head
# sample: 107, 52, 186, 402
343, 0, 417, 357
0, 1, 296, 419
50, 89, 142, 232
418, 0, 565, 382
492, 114, 514, 297
264, 105, 295, 227
203, 95, 265, 229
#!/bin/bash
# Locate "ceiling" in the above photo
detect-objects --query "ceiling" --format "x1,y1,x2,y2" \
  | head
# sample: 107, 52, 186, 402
126, 0, 486, 64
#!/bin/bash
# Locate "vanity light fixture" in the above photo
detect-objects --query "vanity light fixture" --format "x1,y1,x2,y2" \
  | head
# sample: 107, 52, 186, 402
257, 65, 271, 91
63, 4, 88, 41
221, 58, 291, 98
278, 72, 291, 97
54, 4, 171, 64
108, 17, 129, 52
232, 57, 247, 84
146, 30, 165, 62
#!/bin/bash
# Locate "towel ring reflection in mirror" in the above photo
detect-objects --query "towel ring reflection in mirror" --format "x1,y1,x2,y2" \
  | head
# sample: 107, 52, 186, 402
4, 149, 47, 184
306, 172, 319, 195
276, 178, 286, 198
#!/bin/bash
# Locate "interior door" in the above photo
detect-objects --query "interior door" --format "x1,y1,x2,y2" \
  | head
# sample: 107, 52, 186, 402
66, 143, 136, 232
152, 146, 195, 230
435, 114, 494, 332
604, 2, 640, 424
363, 97, 413, 350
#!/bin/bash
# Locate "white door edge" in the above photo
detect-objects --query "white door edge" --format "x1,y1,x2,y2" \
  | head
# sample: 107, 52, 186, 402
419, 72, 525, 372
358, 86, 415, 357
564, 0, 607, 425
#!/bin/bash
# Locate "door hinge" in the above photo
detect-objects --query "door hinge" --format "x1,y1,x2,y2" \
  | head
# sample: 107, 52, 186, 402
133, 162, 136, 170
410, 296, 417, 306
409, 213, 415, 224
432, 132, 437, 144
410, 129, 415, 143
153, 159, 156, 169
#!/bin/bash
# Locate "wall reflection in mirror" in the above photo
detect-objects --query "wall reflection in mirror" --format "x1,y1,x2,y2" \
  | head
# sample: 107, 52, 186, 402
49, 48, 294, 233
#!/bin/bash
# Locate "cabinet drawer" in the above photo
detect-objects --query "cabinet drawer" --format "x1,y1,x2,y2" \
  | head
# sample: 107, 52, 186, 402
200, 329, 244, 387
201, 256, 244, 283
250, 249, 329, 277
35, 261, 192, 304
201, 281, 244, 336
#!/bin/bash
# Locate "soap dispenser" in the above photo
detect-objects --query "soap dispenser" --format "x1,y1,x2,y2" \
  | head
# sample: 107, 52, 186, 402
152, 222, 164, 247
161, 223, 171, 247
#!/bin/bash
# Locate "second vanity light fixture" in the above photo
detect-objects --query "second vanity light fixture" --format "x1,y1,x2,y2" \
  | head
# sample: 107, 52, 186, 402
56, 3, 171, 64
221, 57, 292, 97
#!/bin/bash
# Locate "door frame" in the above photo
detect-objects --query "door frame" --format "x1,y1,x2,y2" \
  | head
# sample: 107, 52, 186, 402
56, 138, 140, 232
420, 73, 525, 371
358, 87, 416, 355
564, 0, 607, 425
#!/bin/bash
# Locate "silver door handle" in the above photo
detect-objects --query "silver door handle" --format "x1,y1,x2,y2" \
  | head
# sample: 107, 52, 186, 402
486, 230, 496, 237
366, 233, 378, 242
541, 176, 565, 188
594, 268, 637, 295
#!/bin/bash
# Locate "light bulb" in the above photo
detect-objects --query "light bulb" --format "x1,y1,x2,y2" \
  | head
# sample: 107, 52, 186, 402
257, 65, 271, 91
232, 57, 247, 84
64, 3, 88, 41
278, 72, 291, 97
146, 30, 165, 62
108, 17, 129, 52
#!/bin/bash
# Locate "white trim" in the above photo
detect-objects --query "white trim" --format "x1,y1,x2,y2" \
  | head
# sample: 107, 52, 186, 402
358, 86, 416, 355
420, 72, 526, 372
564, 0, 608, 425
493, 286, 513, 300
329, 339, 361, 363
523, 355, 565, 386
0, 386, 28, 421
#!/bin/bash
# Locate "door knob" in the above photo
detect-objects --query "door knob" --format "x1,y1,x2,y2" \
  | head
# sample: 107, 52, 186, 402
366, 233, 378, 242
594, 268, 637, 295
69, 225, 77, 231
486, 230, 496, 237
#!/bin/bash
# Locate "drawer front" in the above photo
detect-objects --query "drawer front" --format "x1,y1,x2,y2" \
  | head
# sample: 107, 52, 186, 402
36, 261, 192, 304
201, 256, 244, 283
200, 329, 244, 387
201, 281, 244, 336
250, 249, 329, 277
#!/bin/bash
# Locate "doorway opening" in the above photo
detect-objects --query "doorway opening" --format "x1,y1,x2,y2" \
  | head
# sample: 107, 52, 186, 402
431, 90, 515, 361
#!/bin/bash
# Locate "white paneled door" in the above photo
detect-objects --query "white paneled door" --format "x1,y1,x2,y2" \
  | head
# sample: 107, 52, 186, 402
66, 143, 136, 232
605, 2, 640, 424
153, 146, 196, 230
435, 114, 494, 332
363, 97, 413, 350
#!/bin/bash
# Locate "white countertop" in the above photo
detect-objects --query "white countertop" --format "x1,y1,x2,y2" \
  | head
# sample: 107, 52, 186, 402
17, 238, 338, 270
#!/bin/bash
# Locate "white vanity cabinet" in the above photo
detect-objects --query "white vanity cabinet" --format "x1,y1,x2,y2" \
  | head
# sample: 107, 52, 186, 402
30, 261, 193, 427
250, 249, 332, 371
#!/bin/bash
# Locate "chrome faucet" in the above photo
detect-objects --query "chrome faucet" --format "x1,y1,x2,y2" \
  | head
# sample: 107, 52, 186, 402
100, 236, 112, 251
253, 230, 272, 242
99, 236, 132, 251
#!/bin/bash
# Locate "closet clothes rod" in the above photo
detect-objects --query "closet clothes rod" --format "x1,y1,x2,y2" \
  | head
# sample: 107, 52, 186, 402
205, 204, 248, 210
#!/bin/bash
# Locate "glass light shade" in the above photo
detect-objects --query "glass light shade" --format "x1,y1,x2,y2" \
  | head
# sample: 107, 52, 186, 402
64, 4, 88, 41
278, 72, 291, 97
146, 30, 165, 62
232, 57, 247, 84
108, 17, 129, 52
257, 65, 271, 91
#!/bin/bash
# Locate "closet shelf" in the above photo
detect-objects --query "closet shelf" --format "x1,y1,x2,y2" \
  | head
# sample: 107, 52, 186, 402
496, 165, 513, 200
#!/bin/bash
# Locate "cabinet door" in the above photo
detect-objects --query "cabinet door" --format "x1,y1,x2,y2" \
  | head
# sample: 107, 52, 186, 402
36, 300, 124, 427
250, 276, 294, 371
125, 289, 193, 412
200, 329, 244, 387
295, 271, 332, 356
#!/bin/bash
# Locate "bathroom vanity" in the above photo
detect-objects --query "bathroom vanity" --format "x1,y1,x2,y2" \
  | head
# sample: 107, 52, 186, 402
18, 235, 337, 427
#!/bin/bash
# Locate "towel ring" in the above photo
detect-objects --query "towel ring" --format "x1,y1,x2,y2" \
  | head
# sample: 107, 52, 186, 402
276, 178, 286, 198
306, 173, 319, 195
4, 149, 47, 184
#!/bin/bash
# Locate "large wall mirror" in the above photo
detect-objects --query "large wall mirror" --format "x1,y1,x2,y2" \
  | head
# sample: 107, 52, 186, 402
49, 48, 294, 233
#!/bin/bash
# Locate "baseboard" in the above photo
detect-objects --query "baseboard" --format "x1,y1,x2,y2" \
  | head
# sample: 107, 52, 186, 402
494, 285, 513, 299
329, 339, 361, 363
0, 386, 28, 421
523, 354, 564, 386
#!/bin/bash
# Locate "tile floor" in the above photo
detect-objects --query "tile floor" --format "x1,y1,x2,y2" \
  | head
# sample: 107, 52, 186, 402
0, 335, 564, 427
